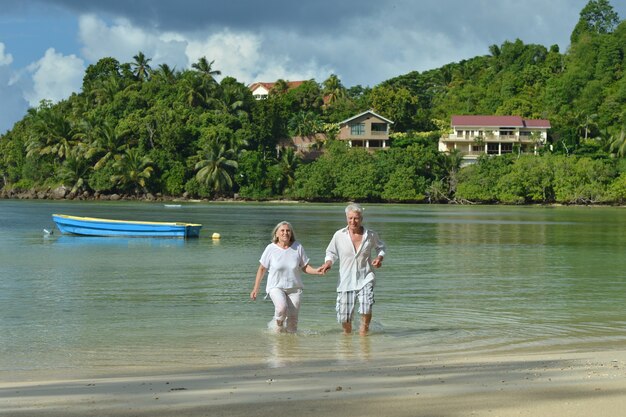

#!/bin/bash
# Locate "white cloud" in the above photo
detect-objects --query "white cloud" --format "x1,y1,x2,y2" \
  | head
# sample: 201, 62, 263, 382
0, 42, 14, 66
76, 14, 333, 86
185, 30, 262, 83
25, 48, 84, 106
78, 15, 152, 63
78, 15, 191, 71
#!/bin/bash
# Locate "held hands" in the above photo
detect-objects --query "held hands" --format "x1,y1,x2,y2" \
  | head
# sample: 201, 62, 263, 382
317, 261, 332, 275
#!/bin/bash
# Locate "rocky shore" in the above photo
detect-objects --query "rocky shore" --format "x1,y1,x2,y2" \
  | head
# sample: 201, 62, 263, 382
0, 186, 232, 202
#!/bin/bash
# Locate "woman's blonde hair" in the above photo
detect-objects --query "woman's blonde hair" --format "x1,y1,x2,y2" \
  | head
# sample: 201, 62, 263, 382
271, 221, 296, 245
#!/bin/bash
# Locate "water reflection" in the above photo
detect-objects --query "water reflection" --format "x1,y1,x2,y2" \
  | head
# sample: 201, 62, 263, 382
335, 333, 372, 364
52, 235, 187, 248
268, 334, 301, 368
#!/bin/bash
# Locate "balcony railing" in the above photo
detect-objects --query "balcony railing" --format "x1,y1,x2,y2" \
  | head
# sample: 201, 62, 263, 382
441, 134, 542, 143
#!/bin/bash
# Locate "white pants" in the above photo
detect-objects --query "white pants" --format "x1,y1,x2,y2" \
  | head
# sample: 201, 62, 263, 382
268, 287, 302, 333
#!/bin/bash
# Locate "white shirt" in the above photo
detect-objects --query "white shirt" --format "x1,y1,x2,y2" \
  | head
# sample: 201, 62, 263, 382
259, 241, 310, 293
324, 227, 386, 292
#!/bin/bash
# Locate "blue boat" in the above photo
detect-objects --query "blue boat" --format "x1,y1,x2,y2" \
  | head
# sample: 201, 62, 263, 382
52, 214, 202, 238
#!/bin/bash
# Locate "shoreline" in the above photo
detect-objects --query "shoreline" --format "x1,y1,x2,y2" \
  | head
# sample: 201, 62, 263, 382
3, 348, 626, 417
2, 190, 625, 208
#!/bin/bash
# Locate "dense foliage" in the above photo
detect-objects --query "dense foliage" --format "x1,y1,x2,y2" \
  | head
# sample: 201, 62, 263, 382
1, 1, 625, 204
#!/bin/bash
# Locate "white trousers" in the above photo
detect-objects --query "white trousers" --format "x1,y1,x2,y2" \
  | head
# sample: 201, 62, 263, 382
268, 287, 302, 332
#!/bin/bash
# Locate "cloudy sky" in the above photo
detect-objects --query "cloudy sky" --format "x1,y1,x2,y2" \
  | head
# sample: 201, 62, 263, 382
0, 0, 624, 133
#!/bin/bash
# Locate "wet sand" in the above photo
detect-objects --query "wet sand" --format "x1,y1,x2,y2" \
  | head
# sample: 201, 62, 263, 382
2, 348, 626, 417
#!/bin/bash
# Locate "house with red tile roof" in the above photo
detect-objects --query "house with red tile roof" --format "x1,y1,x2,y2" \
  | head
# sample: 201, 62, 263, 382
248, 81, 306, 100
439, 115, 551, 164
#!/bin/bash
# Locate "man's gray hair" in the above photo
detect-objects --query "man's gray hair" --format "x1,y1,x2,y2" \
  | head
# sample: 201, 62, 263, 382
345, 203, 363, 216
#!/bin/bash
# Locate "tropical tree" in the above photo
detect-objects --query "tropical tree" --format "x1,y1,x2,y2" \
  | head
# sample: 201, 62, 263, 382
26, 104, 80, 161
193, 140, 238, 195
442, 148, 464, 197
131, 51, 152, 81
180, 72, 208, 107
85, 121, 132, 170
58, 155, 92, 194
155, 63, 178, 83
111, 148, 154, 194
277, 147, 299, 192
288, 111, 322, 137
270, 79, 290, 95
322, 74, 346, 106
571, 0, 620, 43
192, 57, 221, 81
609, 126, 626, 156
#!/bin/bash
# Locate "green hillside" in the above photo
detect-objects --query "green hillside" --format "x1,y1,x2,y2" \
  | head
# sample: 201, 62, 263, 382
1, 0, 625, 204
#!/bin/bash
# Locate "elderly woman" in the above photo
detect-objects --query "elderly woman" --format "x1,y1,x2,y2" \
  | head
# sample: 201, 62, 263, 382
251, 221, 322, 333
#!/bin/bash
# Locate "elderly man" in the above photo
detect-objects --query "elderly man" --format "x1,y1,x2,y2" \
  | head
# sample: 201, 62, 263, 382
320, 203, 386, 335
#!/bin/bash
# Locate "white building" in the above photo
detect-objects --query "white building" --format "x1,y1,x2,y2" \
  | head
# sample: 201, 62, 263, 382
439, 115, 551, 164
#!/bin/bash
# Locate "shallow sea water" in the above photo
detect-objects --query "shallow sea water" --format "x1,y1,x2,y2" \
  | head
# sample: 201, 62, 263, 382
1, 200, 626, 378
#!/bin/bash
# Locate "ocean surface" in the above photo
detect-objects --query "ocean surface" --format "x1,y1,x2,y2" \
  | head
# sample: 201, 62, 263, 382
2, 200, 626, 379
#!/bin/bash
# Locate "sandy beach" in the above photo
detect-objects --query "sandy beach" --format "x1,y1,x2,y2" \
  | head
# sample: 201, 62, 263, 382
2, 348, 626, 417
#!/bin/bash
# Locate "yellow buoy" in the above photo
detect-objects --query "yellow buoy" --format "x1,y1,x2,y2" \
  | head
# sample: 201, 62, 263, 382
212, 232, 221, 240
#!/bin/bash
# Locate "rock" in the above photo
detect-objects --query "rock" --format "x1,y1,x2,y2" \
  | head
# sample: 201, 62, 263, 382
52, 186, 68, 199
110, 194, 121, 201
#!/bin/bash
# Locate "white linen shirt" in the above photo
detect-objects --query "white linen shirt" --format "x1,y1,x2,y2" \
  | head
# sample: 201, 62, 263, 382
259, 241, 310, 293
324, 227, 386, 292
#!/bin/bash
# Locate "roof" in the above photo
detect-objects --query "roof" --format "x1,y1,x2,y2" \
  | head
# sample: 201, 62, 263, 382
451, 115, 550, 129
523, 119, 551, 128
248, 80, 306, 92
339, 110, 394, 125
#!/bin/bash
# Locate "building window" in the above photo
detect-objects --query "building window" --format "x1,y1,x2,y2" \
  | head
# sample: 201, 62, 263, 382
350, 123, 365, 136
487, 143, 499, 154
369, 140, 383, 148
371, 123, 387, 134
501, 143, 513, 154
472, 145, 483, 152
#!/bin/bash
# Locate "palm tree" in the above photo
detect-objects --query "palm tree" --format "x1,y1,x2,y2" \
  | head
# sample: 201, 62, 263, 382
270, 79, 289, 95
131, 51, 152, 81
191, 57, 221, 81
111, 148, 153, 194
26, 107, 80, 161
288, 111, 322, 137
86, 121, 131, 170
58, 155, 92, 194
218, 79, 249, 115
322, 74, 346, 106
609, 126, 626, 157
576, 112, 598, 140
278, 147, 299, 191
89, 76, 122, 105
155, 63, 178, 83
194, 140, 238, 194
181, 74, 208, 107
